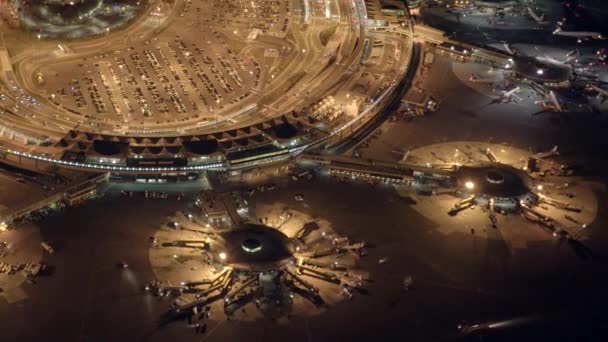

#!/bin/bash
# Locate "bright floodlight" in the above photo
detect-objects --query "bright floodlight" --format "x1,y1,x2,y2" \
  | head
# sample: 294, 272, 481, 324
537, 185, 543, 191
219, 252, 227, 261
536, 69, 544, 75
465, 181, 475, 190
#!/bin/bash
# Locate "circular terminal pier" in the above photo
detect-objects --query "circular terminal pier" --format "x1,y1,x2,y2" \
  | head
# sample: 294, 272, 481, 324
149, 202, 366, 322
514, 56, 573, 83
220, 223, 295, 271
456, 163, 532, 199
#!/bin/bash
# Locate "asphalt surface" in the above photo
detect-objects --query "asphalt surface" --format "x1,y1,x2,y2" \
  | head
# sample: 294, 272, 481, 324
0, 177, 606, 341
1, 1, 608, 341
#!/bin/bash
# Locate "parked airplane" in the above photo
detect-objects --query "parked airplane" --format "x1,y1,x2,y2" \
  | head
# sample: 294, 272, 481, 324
586, 84, 608, 102
531, 145, 559, 160
534, 54, 581, 70
596, 48, 607, 64
458, 314, 544, 336
566, 49, 579, 58
553, 27, 606, 43
534, 91, 565, 112
563, 49, 580, 64
493, 87, 521, 103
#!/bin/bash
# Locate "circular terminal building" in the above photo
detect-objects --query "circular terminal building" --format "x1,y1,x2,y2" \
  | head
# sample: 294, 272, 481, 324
150, 200, 368, 322
220, 223, 296, 271
456, 162, 539, 212
0, 0, 416, 175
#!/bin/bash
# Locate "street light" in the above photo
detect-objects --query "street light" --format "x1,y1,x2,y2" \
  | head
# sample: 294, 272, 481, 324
465, 181, 475, 190
219, 252, 227, 261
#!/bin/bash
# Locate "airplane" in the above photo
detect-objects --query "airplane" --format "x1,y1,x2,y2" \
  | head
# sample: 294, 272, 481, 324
568, 49, 606, 68
492, 87, 522, 103
538, 55, 570, 66
586, 84, 608, 103
458, 315, 543, 336
573, 71, 599, 82
468, 73, 496, 84
527, 7, 547, 25
562, 49, 580, 65
553, 27, 606, 43
566, 49, 579, 58
596, 48, 607, 64
534, 90, 565, 112
531, 145, 559, 160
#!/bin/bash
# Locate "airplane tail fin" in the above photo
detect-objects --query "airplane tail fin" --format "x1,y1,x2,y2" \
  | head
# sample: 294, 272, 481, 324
566, 49, 578, 57
551, 145, 559, 154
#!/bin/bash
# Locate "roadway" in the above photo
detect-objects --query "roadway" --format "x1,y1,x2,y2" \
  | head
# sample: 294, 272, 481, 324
328, 41, 421, 154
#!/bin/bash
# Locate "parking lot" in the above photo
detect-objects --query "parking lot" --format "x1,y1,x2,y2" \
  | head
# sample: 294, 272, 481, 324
36, 0, 292, 130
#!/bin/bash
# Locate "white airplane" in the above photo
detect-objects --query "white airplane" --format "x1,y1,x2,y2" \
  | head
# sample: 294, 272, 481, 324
553, 27, 606, 43
566, 49, 579, 58
468, 73, 496, 84
564, 49, 579, 64
493, 87, 522, 103
531, 145, 559, 160
538, 55, 567, 66
586, 84, 608, 102
527, 7, 547, 25
596, 48, 607, 64
534, 91, 564, 112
